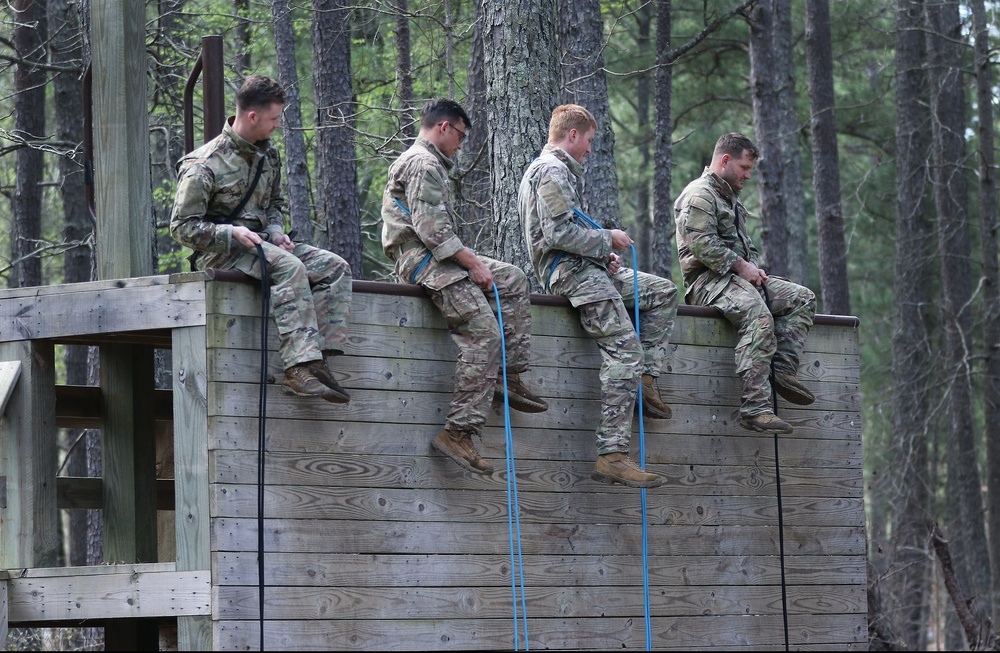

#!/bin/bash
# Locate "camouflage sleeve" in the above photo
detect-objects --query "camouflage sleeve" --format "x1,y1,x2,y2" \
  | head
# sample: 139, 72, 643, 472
407, 158, 464, 261
168, 162, 233, 254
536, 167, 611, 260
740, 205, 761, 267
678, 189, 739, 275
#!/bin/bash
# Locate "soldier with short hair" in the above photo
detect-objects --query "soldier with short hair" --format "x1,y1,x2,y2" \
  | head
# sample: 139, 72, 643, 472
381, 98, 548, 475
170, 74, 352, 403
674, 132, 816, 433
518, 103, 678, 489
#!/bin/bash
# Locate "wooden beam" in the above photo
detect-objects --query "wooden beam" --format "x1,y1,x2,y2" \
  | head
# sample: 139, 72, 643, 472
56, 477, 175, 511
5, 563, 210, 623
54, 385, 172, 429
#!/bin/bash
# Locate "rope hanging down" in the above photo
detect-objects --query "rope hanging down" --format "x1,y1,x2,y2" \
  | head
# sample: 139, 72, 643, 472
571, 208, 654, 649
493, 282, 530, 650
254, 243, 270, 653
761, 281, 790, 651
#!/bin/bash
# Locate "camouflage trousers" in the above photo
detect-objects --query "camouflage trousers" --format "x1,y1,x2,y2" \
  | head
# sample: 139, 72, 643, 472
693, 274, 815, 417
424, 256, 533, 435
227, 241, 352, 370
554, 265, 678, 454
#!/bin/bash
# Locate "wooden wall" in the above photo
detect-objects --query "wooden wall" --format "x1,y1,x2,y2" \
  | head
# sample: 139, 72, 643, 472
187, 279, 866, 651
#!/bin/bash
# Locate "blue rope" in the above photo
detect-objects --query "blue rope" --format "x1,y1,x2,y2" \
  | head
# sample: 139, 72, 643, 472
493, 282, 529, 650
573, 207, 653, 649
392, 198, 433, 283
629, 243, 652, 651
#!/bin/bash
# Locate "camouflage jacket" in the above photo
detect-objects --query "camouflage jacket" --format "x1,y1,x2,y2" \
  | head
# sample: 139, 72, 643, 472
169, 118, 286, 259
674, 167, 761, 303
380, 137, 469, 289
517, 144, 614, 302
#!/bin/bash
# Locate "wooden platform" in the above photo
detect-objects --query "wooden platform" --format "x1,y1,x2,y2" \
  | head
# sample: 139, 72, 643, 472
0, 272, 865, 650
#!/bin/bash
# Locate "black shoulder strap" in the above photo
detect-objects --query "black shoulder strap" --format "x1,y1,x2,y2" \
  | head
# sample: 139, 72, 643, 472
231, 155, 267, 219
188, 155, 268, 272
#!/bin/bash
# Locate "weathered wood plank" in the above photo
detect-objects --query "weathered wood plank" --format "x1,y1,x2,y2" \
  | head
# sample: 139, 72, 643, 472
6, 564, 210, 622
208, 383, 861, 435
208, 337, 860, 388
212, 518, 867, 560
213, 612, 866, 650
207, 479, 863, 528
210, 449, 862, 497
213, 582, 866, 619
0, 280, 207, 343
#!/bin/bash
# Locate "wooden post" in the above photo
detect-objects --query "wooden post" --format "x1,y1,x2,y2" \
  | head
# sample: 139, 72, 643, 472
0, 341, 57, 571
90, 2, 158, 648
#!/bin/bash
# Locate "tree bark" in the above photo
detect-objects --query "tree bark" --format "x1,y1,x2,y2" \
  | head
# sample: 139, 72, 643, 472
234, 0, 251, 76
482, 0, 559, 288
394, 0, 415, 141
558, 0, 621, 231
747, 0, 807, 282
633, 1, 653, 271
454, 0, 491, 250
971, 0, 1000, 630
12, 0, 47, 288
651, 0, 673, 280
926, 1, 994, 646
272, 0, 313, 243
803, 0, 849, 315
312, 0, 362, 275
885, 2, 934, 648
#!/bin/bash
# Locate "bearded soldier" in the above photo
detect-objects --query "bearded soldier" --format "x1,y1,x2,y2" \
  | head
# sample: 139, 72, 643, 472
674, 132, 816, 433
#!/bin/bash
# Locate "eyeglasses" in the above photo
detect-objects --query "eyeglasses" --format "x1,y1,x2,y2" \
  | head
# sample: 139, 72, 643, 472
438, 121, 467, 143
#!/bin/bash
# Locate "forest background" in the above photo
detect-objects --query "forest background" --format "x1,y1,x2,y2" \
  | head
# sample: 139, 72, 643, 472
1, 0, 999, 650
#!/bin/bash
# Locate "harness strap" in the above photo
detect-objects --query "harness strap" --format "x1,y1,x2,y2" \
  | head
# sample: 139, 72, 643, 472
392, 198, 434, 284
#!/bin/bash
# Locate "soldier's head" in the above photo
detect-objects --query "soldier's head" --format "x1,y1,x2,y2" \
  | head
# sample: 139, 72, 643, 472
710, 132, 759, 192
548, 104, 597, 165
419, 99, 470, 158
233, 75, 286, 144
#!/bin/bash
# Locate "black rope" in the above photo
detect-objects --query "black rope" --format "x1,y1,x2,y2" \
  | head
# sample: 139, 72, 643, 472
254, 243, 270, 652
761, 281, 790, 651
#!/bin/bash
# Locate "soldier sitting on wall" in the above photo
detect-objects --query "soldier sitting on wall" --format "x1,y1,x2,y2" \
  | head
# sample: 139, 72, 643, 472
170, 74, 352, 403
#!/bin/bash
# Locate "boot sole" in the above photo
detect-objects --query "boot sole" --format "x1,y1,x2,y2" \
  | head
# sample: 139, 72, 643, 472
493, 393, 549, 414
775, 385, 815, 406
639, 405, 672, 419
282, 384, 350, 404
431, 438, 494, 475
591, 471, 664, 489
740, 420, 793, 434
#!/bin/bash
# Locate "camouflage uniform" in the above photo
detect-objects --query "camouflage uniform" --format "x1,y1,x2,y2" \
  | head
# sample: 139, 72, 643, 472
518, 144, 678, 455
170, 118, 352, 370
381, 137, 534, 436
674, 168, 815, 417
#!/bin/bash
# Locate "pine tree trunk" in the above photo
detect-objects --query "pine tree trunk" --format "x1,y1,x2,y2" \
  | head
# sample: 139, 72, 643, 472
312, 0, 362, 275
926, 1, 994, 646
804, 0, 850, 315
394, 0, 414, 140
454, 0, 491, 251
634, 2, 653, 270
651, 0, 673, 279
12, 0, 47, 288
272, 0, 313, 243
747, 0, 807, 282
886, 0, 933, 648
482, 0, 559, 288
558, 0, 622, 231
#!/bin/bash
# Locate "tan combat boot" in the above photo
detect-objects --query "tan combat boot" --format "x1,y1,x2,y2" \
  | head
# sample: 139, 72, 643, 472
432, 428, 494, 474
495, 372, 549, 413
282, 362, 332, 398
637, 374, 672, 419
774, 372, 815, 406
592, 452, 665, 488
308, 361, 350, 404
740, 412, 793, 434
